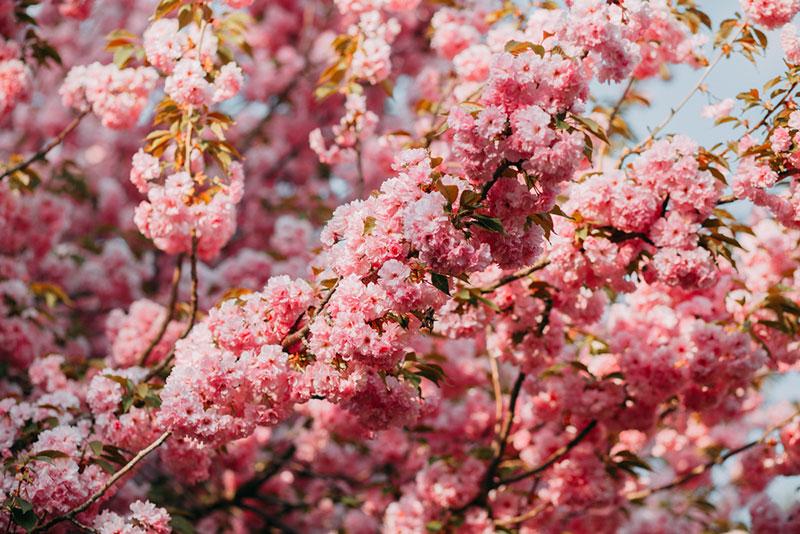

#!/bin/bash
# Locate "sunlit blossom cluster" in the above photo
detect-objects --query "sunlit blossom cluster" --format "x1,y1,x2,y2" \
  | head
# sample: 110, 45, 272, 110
2, 0, 800, 532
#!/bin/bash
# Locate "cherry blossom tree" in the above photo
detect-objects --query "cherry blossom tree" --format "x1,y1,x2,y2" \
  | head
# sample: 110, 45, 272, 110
2, 0, 800, 532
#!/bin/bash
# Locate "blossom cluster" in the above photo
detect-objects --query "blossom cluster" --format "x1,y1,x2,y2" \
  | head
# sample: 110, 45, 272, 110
3, 0, 800, 533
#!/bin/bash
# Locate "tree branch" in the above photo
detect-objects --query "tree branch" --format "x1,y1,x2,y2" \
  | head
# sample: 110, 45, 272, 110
67, 517, 98, 533
718, 80, 800, 160
144, 235, 198, 381
32, 431, 172, 532
457, 372, 527, 512
488, 346, 504, 436
0, 110, 89, 181
496, 419, 598, 486
139, 253, 185, 366
607, 77, 636, 130
193, 445, 297, 524
616, 25, 743, 168
493, 502, 550, 528
480, 259, 550, 294
230, 445, 297, 503
281, 279, 339, 350
626, 410, 800, 501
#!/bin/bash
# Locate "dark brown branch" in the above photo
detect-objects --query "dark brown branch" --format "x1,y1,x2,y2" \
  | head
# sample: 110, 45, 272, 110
193, 445, 297, 528
457, 372, 527, 512
67, 517, 98, 533
237, 503, 298, 534
231, 445, 297, 502
480, 260, 550, 294
494, 502, 550, 528
1, 110, 89, 181
355, 141, 366, 197
496, 419, 598, 486
181, 234, 200, 336
144, 235, 199, 381
32, 431, 172, 532
487, 372, 526, 474
139, 254, 185, 366
607, 77, 635, 129
480, 160, 522, 202
241, 77, 302, 151
281, 280, 339, 349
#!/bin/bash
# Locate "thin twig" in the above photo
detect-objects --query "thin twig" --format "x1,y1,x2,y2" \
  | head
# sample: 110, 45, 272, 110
488, 346, 504, 435
184, 106, 194, 172
458, 372, 527, 512
181, 234, 199, 336
32, 431, 172, 532
144, 235, 198, 381
494, 502, 550, 528
237, 503, 298, 534
496, 419, 598, 486
719, 80, 800, 160
193, 445, 297, 523
67, 517, 98, 533
480, 259, 550, 294
491, 373, 526, 460
281, 279, 339, 349
716, 169, 800, 205
355, 141, 366, 197
230, 445, 297, 502
607, 77, 636, 130
616, 25, 743, 168
262, 147, 301, 185
0, 110, 89, 181
240, 82, 297, 150
139, 254, 184, 366
626, 410, 800, 501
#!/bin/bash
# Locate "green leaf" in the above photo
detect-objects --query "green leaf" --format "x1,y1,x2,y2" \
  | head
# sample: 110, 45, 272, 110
413, 362, 446, 385
30, 449, 69, 464
177, 5, 193, 29
459, 189, 481, 209
104, 375, 133, 393
362, 216, 376, 236
692, 496, 717, 514
475, 294, 500, 312
603, 371, 625, 381
572, 114, 609, 144
89, 440, 104, 456
15, 498, 33, 513
431, 273, 450, 295
93, 458, 117, 474
320, 278, 338, 289
426, 521, 444, 532
209, 121, 226, 141
471, 446, 494, 460
569, 360, 591, 374
170, 515, 196, 534
613, 450, 653, 472
11, 505, 37, 532
471, 214, 505, 234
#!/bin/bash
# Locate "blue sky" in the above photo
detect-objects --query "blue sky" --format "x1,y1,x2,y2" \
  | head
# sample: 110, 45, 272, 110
600, 1, 787, 148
